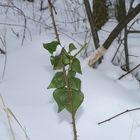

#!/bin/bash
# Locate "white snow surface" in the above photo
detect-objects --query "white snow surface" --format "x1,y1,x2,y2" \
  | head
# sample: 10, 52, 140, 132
0, 1, 140, 140
0, 34, 140, 140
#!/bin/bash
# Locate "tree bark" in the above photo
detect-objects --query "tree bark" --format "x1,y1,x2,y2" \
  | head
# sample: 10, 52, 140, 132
84, 0, 100, 49
103, 2, 140, 49
88, 2, 140, 66
124, 26, 130, 71
121, 0, 130, 71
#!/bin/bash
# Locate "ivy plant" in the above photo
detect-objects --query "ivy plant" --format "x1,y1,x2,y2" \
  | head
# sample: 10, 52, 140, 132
43, 41, 84, 140
43, 41, 84, 113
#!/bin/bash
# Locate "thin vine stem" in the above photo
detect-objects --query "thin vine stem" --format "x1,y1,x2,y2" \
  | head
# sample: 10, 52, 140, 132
48, 0, 77, 139
74, 44, 86, 57
48, 0, 60, 43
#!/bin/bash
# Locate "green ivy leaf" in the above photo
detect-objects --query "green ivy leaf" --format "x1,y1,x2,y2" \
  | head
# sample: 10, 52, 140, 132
52, 55, 63, 70
62, 51, 70, 65
53, 89, 65, 112
71, 58, 82, 74
68, 43, 77, 53
45, 41, 84, 115
68, 70, 76, 78
48, 72, 65, 89
51, 50, 70, 69
43, 41, 59, 54
65, 90, 84, 113
59, 92, 68, 107
70, 77, 81, 91
53, 89, 84, 114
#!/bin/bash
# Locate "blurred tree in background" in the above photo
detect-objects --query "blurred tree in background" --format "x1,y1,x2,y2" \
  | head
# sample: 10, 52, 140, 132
92, 0, 109, 31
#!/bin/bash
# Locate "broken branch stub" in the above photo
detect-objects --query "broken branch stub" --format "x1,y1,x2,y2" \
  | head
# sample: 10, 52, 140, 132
88, 46, 106, 66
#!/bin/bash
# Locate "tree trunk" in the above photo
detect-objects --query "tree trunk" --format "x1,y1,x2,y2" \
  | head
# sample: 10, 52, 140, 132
124, 27, 129, 71
103, 2, 140, 49
93, 0, 108, 31
116, 0, 130, 71
84, 0, 100, 49
123, 0, 130, 71
88, 2, 140, 66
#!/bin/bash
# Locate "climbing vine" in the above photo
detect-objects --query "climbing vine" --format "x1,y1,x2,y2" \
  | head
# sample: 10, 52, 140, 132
43, 41, 84, 140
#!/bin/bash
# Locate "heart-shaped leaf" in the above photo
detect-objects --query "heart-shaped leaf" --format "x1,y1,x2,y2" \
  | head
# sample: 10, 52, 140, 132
51, 55, 63, 69
43, 41, 59, 54
70, 77, 81, 91
51, 50, 70, 69
54, 89, 84, 114
71, 58, 82, 74
68, 70, 76, 78
65, 90, 84, 113
48, 72, 65, 89
68, 43, 77, 53
62, 51, 70, 65
53, 89, 66, 112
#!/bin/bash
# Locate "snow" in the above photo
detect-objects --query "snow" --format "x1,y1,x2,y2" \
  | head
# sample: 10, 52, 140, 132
0, 1, 140, 140
0, 34, 140, 140
53, 44, 63, 56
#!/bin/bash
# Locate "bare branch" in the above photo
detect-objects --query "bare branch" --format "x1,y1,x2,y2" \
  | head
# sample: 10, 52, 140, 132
118, 64, 140, 80
0, 48, 6, 54
88, 2, 140, 66
0, 4, 27, 45
98, 107, 140, 125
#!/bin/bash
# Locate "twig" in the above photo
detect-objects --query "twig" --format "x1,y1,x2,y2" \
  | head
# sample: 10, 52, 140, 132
111, 39, 123, 63
128, 30, 140, 33
0, 94, 16, 140
0, 48, 6, 54
0, 4, 27, 45
7, 108, 30, 140
0, 22, 32, 41
40, 0, 48, 11
98, 107, 140, 125
128, 18, 140, 31
74, 44, 86, 57
118, 64, 140, 80
48, 0, 60, 43
0, 30, 7, 80
0, 94, 30, 140
0, 22, 24, 27
57, 28, 83, 47
22, 15, 82, 46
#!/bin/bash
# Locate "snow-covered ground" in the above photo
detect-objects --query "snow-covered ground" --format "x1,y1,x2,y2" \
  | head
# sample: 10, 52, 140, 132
0, 1, 140, 140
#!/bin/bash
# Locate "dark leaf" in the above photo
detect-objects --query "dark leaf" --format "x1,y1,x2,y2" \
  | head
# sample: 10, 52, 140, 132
62, 50, 70, 65
70, 77, 81, 91
53, 88, 84, 113
71, 58, 82, 74
53, 89, 65, 112
65, 90, 84, 113
48, 72, 65, 89
43, 41, 59, 54
68, 43, 77, 53
53, 55, 63, 69
51, 50, 70, 69
68, 70, 76, 77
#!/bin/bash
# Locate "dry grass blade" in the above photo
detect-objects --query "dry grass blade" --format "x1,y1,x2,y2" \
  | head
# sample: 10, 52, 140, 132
0, 30, 7, 80
7, 108, 30, 140
0, 94, 30, 140
0, 94, 16, 140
